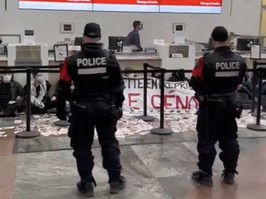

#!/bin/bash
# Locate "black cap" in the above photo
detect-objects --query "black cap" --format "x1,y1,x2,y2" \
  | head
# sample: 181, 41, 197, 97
83, 23, 101, 38
211, 26, 229, 42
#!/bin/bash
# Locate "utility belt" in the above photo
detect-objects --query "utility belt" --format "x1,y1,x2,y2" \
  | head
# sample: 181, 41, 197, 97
73, 93, 113, 103
208, 92, 235, 98
196, 92, 243, 118
196, 92, 235, 101
70, 98, 121, 125
75, 97, 106, 102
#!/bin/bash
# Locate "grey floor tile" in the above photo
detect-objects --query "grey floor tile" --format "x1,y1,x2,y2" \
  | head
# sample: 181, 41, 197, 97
16, 150, 78, 195
15, 146, 172, 199
15, 132, 185, 154
131, 143, 198, 178
157, 175, 195, 199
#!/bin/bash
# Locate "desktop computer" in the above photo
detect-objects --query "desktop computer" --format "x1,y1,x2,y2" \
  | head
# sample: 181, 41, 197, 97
236, 38, 260, 51
108, 36, 129, 52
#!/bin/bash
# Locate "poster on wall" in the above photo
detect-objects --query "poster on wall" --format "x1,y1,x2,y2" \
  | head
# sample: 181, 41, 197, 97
18, 0, 93, 11
18, 0, 223, 14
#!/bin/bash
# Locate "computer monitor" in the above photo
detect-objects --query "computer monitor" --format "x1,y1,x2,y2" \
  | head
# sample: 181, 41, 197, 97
108, 36, 129, 52
236, 38, 260, 51
74, 37, 83, 46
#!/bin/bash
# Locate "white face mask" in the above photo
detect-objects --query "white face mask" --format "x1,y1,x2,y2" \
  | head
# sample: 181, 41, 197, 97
2, 74, 12, 83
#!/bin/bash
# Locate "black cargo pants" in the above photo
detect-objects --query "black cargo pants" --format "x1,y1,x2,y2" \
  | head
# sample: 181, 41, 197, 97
68, 100, 122, 182
0, 102, 23, 117
196, 96, 240, 175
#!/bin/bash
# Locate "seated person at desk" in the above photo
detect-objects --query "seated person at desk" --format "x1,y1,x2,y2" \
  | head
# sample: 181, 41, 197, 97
0, 71, 24, 117
25, 70, 52, 114
126, 20, 143, 51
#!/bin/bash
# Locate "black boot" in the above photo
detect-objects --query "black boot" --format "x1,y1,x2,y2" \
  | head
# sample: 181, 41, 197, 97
192, 171, 213, 187
76, 177, 97, 198
222, 172, 235, 185
110, 176, 126, 194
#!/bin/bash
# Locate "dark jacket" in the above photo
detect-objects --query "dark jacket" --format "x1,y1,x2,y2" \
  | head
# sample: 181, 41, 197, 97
126, 29, 142, 51
10, 81, 24, 100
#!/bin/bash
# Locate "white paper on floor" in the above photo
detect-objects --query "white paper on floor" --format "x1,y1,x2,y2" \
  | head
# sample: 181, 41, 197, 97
0, 134, 7, 138
0, 131, 7, 137
5, 110, 262, 138
14, 120, 22, 125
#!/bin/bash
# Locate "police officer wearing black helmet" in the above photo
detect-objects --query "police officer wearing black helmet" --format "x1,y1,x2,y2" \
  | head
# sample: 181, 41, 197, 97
190, 26, 246, 187
56, 22, 126, 197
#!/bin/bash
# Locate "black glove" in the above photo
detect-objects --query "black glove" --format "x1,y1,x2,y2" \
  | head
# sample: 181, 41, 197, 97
117, 107, 123, 119
110, 106, 123, 122
234, 102, 243, 119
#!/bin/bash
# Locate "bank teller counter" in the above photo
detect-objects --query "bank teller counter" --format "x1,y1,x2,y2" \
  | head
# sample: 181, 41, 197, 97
0, 52, 161, 68
115, 52, 161, 70
0, 50, 161, 87
48, 51, 266, 70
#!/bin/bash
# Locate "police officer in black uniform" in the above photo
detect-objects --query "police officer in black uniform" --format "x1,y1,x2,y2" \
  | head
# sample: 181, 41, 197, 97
56, 22, 126, 197
190, 26, 246, 187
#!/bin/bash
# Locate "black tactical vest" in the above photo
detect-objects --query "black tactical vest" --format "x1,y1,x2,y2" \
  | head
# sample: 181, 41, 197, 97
69, 47, 112, 100
203, 47, 246, 94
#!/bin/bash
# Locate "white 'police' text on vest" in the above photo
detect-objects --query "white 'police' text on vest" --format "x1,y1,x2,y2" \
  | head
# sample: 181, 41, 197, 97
77, 57, 107, 75
215, 61, 240, 70
215, 61, 240, 77
77, 57, 107, 67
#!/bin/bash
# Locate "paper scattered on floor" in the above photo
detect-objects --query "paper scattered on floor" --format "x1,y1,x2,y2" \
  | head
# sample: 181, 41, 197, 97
14, 120, 22, 125
0, 131, 7, 137
0, 134, 7, 138
0, 110, 263, 138
3, 126, 15, 130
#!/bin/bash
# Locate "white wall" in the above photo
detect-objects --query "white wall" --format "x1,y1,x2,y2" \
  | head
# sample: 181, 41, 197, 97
0, 0, 262, 49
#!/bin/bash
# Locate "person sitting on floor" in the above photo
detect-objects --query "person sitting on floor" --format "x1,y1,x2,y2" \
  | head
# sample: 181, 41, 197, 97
0, 70, 24, 117
26, 70, 51, 114
168, 69, 189, 82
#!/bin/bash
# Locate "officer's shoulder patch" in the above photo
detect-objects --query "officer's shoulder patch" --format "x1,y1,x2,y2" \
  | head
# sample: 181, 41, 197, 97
194, 57, 205, 69
203, 52, 212, 57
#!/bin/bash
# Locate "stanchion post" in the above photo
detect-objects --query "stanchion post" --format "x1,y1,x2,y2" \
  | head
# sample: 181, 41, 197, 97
150, 69, 173, 135
16, 67, 41, 138
247, 67, 266, 131
251, 61, 257, 114
26, 67, 31, 131
136, 63, 155, 122
159, 68, 165, 129
256, 68, 263, 125
143, 63, 148, 117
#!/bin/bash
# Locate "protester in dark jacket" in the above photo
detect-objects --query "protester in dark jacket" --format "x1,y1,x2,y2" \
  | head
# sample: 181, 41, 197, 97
0, 71, 24, 117
168, 70, 189, 82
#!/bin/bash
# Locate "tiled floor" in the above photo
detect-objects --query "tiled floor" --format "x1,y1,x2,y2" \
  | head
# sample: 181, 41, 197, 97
2, 118, 266, 199
0, 130, 17, 199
